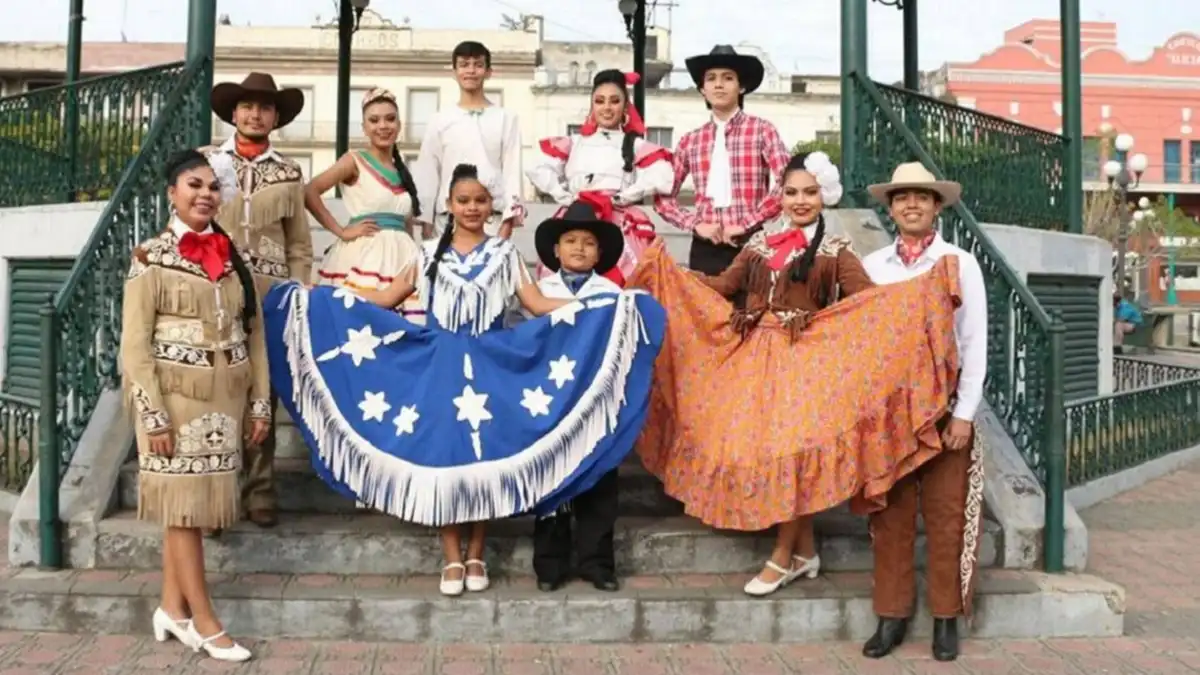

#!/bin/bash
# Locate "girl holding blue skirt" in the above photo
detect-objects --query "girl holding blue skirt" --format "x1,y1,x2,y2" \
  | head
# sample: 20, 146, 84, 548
264, 163, 665, 596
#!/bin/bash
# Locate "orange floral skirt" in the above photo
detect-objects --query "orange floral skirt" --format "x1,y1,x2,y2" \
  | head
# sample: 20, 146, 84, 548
628, 243, 963, 531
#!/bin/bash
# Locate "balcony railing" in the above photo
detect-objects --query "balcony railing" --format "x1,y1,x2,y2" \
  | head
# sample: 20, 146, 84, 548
210, 118, 426, 145
1084, 162, 1200, 186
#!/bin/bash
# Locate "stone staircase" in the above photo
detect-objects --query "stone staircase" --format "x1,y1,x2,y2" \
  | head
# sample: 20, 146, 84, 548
0, 206, 1125, 641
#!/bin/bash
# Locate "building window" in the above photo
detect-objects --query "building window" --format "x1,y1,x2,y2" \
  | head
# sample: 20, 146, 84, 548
1190, 140, 1200, 184
584, 61, 597, 85
790, 78, 808, 94
349, 87, 374, 129
568, 62, 580, 85
815, 130, 839, 144
485, 89, 504, 107
278, 87, 315, 141
1082, 136, 1105, 180
406, 88, 440, 143
567, 124, 582, 136
645, 126, 673, 148
1164, 139, 1182, 183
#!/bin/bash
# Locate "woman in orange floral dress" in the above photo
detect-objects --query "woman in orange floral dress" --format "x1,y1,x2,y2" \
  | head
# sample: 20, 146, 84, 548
630, 151, 964, 598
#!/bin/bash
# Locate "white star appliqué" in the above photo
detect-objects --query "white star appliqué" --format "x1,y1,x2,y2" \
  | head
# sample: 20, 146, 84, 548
358, 391, 391, 422
547, 355, 576, 389
520, 387, 553, 417
453, 385, 493, 431
549, 301, 584, 326
382, 330, 406, 345
317, 326, 382, 366
332, 287, 358, 309
392, 405, 420, 436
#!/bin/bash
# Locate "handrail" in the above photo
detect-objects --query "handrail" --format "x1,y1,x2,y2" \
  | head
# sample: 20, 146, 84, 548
53, 60, 203, 306
853, 74, 1056, 331
872, 81, 1066, 145
0, 61, 187, 104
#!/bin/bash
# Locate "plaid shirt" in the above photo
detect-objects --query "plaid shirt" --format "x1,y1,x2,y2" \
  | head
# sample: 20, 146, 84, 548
654, 110, 791, 237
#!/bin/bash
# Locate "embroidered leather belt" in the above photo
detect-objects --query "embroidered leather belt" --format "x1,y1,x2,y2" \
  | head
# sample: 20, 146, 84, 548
153, 340, 249, 368
244, 252, 290, 279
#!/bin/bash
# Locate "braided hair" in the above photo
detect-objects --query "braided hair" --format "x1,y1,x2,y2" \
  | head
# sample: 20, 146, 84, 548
425, 163, 482, 284
164, 149, 257, 334
781, 152, 827, 284
591, 69, 640, 173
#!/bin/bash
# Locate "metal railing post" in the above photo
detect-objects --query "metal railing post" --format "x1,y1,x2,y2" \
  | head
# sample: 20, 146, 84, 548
37, 300, 61, 569
1042, 315, 1068, 572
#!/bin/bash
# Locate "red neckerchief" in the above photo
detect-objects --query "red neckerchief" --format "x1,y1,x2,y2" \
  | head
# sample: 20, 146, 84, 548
765, 228, 809, 271
897, 233, 936, 267
235, 136, 270, 161
178, 231, 231, 282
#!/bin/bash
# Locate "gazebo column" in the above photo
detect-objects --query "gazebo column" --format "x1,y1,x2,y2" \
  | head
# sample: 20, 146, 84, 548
186, 0, 216, 147
1060, 0, 1084, 234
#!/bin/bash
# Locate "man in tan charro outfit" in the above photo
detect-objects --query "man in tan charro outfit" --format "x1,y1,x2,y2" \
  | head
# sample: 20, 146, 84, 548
859, 163, 989, 662
202, 72, 313, 528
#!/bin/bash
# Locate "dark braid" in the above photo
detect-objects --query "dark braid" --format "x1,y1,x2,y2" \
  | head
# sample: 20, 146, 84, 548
621, 131, 638, 174
390, 144, 422, 218
425, 163, 480, 284
209, 221, 257, 333
789, 213, 826, 283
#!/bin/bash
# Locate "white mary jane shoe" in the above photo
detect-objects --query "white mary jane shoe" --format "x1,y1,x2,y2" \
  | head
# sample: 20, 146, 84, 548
440, 562, 467, 596
792, 553, 821, 580
151, 607, 195, 647
743, 560, 801, 597
185, 624, 252, 662
464, 559, 490, 593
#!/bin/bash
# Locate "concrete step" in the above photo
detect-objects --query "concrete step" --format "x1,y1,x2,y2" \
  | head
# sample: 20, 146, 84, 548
93, 509, 1003, 576
0, 567, 1124, 642
117, 455, 685, 517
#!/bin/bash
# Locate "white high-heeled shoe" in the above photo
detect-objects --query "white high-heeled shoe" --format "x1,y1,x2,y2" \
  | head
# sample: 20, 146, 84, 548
440, 562, 466, 596
743, 560, 801, 596
185, 623, 252, 662
151, 608, 195, 647
464, 559, 490, 592
792, 553, 821, 580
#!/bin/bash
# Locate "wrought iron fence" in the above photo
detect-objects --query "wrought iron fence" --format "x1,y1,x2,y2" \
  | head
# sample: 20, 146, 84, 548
35, 59, 210, 566
848, 73, 1068, 570
867, 82, 1068, 231
0, 61, 186, 207
0, 393, 37, 491
1114, 355, 1200, 391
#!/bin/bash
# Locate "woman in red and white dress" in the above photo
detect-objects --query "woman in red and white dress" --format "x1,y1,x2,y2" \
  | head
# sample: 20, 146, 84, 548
526, 69, 674, 285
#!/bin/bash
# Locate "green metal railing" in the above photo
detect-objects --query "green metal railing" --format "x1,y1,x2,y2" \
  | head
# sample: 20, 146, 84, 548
0, 61, 187, 207
35, 59, 210, 567
848, 73, 1069, 570
868, 82, 1068, 230
0, 393, 37, 491
1065, 356, 1200, 487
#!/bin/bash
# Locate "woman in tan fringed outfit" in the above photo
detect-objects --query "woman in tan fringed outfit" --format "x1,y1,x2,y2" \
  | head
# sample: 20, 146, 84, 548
120, 149, 270, 663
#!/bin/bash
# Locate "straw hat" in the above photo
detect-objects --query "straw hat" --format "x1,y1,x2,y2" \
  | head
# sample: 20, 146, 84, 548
867, 162, 962, 206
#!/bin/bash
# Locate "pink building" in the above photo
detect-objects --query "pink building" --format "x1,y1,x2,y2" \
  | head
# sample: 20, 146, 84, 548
925, 19, 1200, 214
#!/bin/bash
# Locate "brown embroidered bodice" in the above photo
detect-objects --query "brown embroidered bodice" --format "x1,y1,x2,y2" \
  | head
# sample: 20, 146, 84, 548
698, 228, 874, 339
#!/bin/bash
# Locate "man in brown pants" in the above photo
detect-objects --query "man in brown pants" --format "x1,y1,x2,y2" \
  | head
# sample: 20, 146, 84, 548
860, 163, 989, 662
204, 73, 313, 528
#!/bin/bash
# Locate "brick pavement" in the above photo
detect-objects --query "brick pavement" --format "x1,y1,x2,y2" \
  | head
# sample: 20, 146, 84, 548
1, 460, 1198, 673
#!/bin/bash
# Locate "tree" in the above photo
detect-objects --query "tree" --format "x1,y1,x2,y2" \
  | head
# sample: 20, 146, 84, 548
792, 137, 841, 165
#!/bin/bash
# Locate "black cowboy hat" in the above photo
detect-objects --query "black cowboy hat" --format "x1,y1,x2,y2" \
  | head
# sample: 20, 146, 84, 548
684, 45, 765, 95
535, 200, 625, 276
211, 72, 306, 129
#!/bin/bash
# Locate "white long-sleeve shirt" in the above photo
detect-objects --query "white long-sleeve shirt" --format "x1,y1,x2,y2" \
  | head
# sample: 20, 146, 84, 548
412, 106, 524, 227
861, 232, 988, 422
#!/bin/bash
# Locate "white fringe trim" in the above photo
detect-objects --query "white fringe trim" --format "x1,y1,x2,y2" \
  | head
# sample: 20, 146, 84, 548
417, 240, 523, 336
282, 287, 652, 526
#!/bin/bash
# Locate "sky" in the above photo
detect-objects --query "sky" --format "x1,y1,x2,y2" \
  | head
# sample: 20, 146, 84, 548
1, 0, 1196, 81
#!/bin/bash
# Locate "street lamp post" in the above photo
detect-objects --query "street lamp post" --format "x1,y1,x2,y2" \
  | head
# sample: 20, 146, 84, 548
1104, 133, 1148, 297
618, 0, 646, 119
335, 0, 369, 196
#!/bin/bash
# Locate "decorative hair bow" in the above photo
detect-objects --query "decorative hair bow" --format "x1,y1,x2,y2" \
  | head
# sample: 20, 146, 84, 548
361, 87, 397, 107
803, 151, 844, 206
206, 152, 240, 204
580, 71, 647, 137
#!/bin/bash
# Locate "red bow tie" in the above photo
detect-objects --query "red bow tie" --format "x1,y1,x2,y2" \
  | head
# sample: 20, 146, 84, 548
765, 228, 809, 271
178, 230, 230, 282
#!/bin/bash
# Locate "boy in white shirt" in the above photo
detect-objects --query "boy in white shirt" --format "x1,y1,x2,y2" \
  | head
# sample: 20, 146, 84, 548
413, 40, 525, 239
529, 197, 625, 592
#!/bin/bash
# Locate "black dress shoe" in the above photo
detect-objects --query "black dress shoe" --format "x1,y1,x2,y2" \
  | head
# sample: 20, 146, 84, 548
932, 618, 959, 661
537, 579, 567, 592
862, 617, 908, 659
580, 573, 620, 592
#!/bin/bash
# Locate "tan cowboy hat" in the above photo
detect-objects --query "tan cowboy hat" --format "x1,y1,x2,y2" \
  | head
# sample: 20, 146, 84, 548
867, 162, 962, 206
211, 73, 306, 129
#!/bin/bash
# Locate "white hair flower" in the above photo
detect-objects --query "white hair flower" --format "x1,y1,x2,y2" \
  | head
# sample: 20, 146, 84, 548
206, 153, 240, 205
803, 151, 843, 206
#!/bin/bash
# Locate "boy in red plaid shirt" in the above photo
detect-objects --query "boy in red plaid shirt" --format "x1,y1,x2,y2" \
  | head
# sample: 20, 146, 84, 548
653, 45, 791, 275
